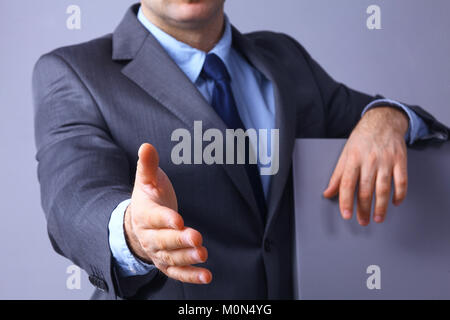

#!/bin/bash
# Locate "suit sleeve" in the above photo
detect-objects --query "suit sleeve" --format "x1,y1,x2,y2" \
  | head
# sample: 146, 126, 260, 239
32, 53, 145, 299
281, 34, 450, 141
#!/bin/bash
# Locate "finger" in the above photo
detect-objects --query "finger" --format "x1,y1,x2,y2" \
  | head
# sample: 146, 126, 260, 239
339, 164, 360, 220
356, 164, 377, 226
373, 167, 393, 223
156, 246, 208, 267
146, 227, 203, 251
165, 265, 212, 284
137, 143, 159, 186
323, 153, 346, 198
393, 160, 408, 206
142, 205, 184, 230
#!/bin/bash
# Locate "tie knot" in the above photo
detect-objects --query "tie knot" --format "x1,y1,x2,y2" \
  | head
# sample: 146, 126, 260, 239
202, 53, 230, 82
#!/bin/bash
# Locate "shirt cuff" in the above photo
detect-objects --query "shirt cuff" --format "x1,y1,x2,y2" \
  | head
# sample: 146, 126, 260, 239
108, 199, 157, 278
362, 98, 431, 145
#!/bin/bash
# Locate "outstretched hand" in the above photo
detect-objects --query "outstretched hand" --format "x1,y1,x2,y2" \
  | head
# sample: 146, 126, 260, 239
124, 143, 212, 284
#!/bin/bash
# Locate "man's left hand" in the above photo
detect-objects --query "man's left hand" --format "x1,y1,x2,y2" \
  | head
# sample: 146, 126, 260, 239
323, 106, 410, 226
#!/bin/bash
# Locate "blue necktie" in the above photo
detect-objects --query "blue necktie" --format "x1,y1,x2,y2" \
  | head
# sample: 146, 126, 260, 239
202, 53, 267, 219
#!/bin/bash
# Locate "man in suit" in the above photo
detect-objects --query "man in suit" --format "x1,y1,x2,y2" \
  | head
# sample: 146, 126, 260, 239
33, 1, 449, 299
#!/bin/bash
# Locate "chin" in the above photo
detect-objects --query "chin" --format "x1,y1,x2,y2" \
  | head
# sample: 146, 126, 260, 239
168, 0, 224, 25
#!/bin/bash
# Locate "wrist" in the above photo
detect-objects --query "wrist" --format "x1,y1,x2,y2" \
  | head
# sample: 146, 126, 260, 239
364, 106, 409, 136
390, 107, 409, 135
124, 204, 153, 264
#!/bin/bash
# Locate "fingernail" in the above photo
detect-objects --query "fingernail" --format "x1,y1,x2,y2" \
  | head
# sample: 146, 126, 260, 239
199, 273, 207, 283
138, 144, 144, 156
374, 215, 384, 223
360, 219, 369, 226
184, 233, 194, 246
192, 250, 200, 262
343, 210, 352, 219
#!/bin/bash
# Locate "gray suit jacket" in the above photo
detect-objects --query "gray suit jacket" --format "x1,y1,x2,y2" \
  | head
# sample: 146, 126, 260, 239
32, 4, 449, 299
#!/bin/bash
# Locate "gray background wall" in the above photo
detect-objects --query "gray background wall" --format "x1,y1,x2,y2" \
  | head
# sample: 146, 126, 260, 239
0, 0, 449, 299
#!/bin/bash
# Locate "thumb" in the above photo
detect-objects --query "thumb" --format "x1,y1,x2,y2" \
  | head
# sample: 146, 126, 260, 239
323, 171, 341, 199
323, 181, 339, 199
136, 143, 159, 186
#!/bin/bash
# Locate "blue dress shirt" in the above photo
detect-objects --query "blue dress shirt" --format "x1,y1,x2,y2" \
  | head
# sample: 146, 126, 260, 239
109, 6, 435, 278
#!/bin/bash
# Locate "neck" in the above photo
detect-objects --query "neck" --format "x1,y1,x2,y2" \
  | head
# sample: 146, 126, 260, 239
141, 7, 225, 52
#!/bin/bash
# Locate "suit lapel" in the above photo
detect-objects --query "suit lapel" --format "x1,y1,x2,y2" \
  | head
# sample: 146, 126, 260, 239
232, 28, 297, 233
112, 5, 261, 220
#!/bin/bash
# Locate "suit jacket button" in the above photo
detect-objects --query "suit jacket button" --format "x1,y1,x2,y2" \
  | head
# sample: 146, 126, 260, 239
264, 239, 271, 252
88, 275, 108, 292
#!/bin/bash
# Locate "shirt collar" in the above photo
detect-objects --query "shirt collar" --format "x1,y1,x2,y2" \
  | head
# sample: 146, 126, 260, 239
137, 6, 232, 83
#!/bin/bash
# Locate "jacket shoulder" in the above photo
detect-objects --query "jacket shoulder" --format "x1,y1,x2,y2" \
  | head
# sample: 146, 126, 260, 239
35, 34, 114, 71
242, 30, 311, 60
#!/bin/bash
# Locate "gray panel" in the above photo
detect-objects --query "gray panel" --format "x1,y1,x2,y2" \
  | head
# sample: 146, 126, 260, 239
293, 139, 450, 300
